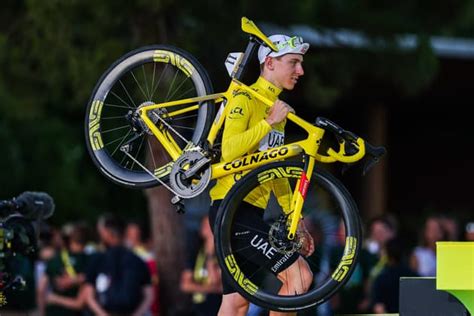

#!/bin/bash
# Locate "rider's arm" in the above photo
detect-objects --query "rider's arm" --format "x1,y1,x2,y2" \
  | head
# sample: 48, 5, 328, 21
221, 95, 272, 162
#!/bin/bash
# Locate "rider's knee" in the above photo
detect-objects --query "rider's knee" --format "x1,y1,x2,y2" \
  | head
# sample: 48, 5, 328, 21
219, 293, 249, 316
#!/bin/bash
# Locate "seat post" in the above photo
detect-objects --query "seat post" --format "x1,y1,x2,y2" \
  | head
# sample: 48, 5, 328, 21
234, 36, 259, 81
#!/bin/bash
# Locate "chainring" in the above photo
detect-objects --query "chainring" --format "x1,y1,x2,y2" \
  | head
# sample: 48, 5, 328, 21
169, 150, 211, 198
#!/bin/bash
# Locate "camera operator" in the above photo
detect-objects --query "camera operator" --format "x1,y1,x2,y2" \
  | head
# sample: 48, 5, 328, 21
0, 191, 55, 314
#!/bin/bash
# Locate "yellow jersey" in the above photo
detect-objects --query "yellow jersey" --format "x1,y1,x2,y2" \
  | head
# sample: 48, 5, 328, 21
210, 76, 291, 209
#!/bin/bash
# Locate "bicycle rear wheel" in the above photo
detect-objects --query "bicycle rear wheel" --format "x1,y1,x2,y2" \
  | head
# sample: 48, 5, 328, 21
215, 161, 361, 311
85, 45, 214, 188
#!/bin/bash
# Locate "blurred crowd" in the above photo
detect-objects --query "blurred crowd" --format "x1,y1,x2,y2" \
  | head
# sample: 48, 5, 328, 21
305, 212, 474, 315
2, 214, 159, 316
0, 209, 472, 316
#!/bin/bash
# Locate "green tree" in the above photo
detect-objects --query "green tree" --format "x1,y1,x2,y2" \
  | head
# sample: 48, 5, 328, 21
2, 1, 474, 314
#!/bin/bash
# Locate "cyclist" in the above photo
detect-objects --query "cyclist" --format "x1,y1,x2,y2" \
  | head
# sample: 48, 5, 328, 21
209, 34, 315, 316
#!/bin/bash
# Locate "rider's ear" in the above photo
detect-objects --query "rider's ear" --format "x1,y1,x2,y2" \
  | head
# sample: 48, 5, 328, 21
265, 56, 275, 71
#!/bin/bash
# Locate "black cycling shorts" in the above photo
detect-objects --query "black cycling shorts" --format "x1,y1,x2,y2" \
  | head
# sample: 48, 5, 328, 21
209, 200, 300, 295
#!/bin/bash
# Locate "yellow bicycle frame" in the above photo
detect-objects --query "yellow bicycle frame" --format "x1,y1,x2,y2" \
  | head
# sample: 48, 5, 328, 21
138, 78, 365, 239
135, 17, 368, 239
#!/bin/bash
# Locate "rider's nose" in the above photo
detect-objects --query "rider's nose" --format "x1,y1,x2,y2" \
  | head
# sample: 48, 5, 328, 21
296, 64, 304, 76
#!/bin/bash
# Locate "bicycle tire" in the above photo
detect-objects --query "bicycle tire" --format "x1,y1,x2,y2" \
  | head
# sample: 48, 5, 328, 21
85, 45, 214, 188
215, 161, 362, 311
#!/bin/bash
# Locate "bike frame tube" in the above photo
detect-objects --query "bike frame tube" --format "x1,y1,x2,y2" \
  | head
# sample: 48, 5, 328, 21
138, 78, 365, 239
211, 144, 303, 179
138, 78, 365, 164
139, 93, 225, 160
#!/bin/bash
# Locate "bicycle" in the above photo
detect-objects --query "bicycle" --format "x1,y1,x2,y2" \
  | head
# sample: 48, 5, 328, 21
85, 17, 386, 311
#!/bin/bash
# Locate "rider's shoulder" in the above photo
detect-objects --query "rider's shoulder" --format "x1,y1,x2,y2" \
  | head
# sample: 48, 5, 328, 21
232, 88, 253, 101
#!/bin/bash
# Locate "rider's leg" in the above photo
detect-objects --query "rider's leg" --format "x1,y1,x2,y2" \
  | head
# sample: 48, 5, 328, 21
218, 292, 249, 316
270, 256, 313, 316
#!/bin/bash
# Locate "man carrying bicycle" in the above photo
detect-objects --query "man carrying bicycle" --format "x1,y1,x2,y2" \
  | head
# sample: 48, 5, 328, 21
209, 34, 315, 316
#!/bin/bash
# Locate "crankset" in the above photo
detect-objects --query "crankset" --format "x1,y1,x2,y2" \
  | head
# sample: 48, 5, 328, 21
169, 149, 211, 199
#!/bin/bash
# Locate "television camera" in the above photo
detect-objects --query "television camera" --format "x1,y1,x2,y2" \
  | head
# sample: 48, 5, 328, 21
0, 191, 55, 293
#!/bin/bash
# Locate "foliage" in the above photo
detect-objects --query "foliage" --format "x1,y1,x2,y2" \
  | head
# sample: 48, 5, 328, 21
1, 0, 474, 224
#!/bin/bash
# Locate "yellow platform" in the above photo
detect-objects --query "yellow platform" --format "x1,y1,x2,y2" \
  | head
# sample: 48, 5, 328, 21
436, 241, 474, 314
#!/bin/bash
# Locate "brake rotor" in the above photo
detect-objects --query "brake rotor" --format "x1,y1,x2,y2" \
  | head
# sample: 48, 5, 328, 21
268, 217, 303, 255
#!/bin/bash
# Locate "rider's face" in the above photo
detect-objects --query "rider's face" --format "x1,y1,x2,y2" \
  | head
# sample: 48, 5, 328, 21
270, 54, 304, 90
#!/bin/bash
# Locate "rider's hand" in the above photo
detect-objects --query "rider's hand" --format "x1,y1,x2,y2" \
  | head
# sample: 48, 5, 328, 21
298, 221, 315, 257
266, 100, 293, 126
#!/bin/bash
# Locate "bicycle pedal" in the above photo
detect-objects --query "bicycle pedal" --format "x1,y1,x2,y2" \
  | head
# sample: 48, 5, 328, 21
171, 195, 182, 205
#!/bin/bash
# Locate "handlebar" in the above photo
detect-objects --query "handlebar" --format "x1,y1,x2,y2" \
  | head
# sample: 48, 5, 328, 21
315, 117, 386, 174
229, 81, 386, 173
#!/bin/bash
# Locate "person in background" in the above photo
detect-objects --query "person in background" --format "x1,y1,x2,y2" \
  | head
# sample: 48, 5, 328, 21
84, 213, 153, 316
35, 226, 63, 292
364, 215, 397, 258
180, 215, 222, 316
464, 221, 474, 241
409, 215, 445, 277
37, 223, 89, 316
370, 237, 417, 314
366, 215, 398, 282
125, 219, 160, 316
439, 214, 460, 241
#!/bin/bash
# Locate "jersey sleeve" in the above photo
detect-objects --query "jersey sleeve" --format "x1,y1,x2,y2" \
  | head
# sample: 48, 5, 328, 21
221, 93, 272, 162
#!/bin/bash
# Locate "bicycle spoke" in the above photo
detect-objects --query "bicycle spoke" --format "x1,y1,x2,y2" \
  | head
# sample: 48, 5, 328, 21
101, 125, 130, 134
130, 69, 148, 101
131, 134, 146, 170
119, 79, 137, 108
142, 65, 151, 100
104, 102, 133, 110
102, 115, 126, 120
165, 75, 191, 101
110, 91, 134, 109
150, 63, 156, 100
119, 151, 128, 166
104, 134, 131, 147
174, 86, 197, 100
151, 63, 169, 100
111, 129, 132, 157
165, 68, 179, 101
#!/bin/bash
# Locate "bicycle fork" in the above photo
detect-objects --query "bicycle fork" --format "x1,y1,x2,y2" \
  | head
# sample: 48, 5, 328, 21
287, 155, 315, 240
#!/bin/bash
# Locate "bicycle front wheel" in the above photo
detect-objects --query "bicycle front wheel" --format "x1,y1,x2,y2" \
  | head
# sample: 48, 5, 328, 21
215, 161, 361, 311
85, 45, 214, 188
